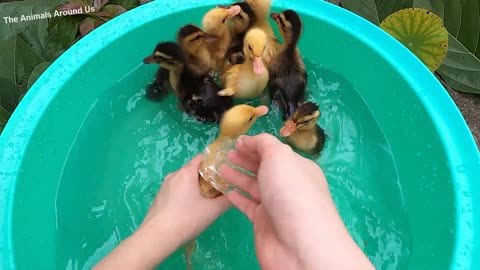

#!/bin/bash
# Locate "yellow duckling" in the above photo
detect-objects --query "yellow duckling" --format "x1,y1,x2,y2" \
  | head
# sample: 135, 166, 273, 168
199, 104, 269, 198
279, 102, 326, 156
245, 0, 280, 65
218, 28, 270, 98
202, 5, 242, 72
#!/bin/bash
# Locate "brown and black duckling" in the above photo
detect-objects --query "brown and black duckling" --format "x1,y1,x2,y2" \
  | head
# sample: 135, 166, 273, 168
279, 102, 326, 156
202, 5, 242, 71
199, 104, 269, 197
177, 24, 218, 75
218, 28, 269, 98
145, 67, 171, 100
143, 42, 233, 122
268, 9, 307, 120
218, 1, 257, 65
244, 0, 280, 65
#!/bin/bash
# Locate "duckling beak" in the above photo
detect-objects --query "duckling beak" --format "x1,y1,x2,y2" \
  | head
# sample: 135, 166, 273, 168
253, 56, 266, 75
143, 55, 156, 64
255, 105, 269, 117
279, 120, 297, 137
270, 12, 279, 20
227, 5, 242, 18
204, 33, 218, 43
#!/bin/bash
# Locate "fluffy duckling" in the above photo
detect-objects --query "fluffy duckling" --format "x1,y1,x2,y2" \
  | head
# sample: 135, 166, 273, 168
218, 1, 257, 65
177, 24, 218, 75
245, 0, 280, 65
143, 42, 233, 122
202, 5, 242, 71
268, 9, 307, 120
218, 28, 269, 98
145, 67, 170, 100
279, 102, 326, 156
199, 104, 269, 197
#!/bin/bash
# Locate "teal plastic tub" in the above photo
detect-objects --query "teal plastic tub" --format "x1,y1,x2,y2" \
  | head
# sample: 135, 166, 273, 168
1, 0, 479, 269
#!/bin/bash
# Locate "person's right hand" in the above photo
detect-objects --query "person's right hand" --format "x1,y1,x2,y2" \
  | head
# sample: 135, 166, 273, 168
219, 133, 374, 270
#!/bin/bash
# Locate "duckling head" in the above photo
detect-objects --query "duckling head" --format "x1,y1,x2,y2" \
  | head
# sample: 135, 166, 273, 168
243, 28, 268, 75
280, 102, 320, 137
177, 24, 218, 54
202, 5, 242, 35
245, 0, 272, 21
143, 42, 185, 72
218, 2, 256, 34
270, 9, 303, 45
219, 104, 269, 138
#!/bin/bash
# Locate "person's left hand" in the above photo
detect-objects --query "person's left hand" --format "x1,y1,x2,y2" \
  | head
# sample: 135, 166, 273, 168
140, 154, 232, 242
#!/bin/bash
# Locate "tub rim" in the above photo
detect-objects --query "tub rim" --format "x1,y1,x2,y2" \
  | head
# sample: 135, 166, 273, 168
0, 0, 479, 269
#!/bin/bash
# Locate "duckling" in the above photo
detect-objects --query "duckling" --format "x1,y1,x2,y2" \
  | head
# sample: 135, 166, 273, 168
199, 104, 269, 197
268, 9, 307, 120
177, 24, 218, 75
244, 0, 280, 65
144, 67, 170, 100
218, 2, 257, 65
279, 102, 326, 156
218, 28, 269, 98
202, 5, 242, 71
143, 42, 233, 122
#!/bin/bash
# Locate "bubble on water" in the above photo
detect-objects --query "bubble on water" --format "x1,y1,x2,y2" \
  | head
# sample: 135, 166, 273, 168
456, 165, 465, 173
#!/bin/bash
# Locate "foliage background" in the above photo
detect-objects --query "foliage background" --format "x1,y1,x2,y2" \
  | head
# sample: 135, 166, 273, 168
0, 0, 142, 133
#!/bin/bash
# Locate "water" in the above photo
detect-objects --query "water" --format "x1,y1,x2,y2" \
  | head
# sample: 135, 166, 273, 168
55, 60, 411, 270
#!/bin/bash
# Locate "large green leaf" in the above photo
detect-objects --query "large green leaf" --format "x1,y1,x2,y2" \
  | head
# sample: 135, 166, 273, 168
341, 0, 413, 25
380, 8, 449, 72
413, 0, 480, 93
0, 104, 11, 134
0, 36, 45, 86
0, 1, 56, 41
109, 0, 139, 10
436, 34, 480, 94
27, 61, 51, 89
0, 77, 21, 113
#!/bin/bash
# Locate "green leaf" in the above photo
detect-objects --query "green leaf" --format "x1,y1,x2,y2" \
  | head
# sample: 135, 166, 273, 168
108, 0, 139, 10
0, 1, 56, 41
102, 4, 126, 17
0, 77, 20, 113
341, 0, 413, 25
44, 24, 68, 61
56, 15, 85, 48
413, 0, 479, 59
380, 8, 449, 72
79, 17, 95, 36
437, 33, 480, 94
0, 36, 45, 88
27, 61, 51, 89
0, 104, 12, 134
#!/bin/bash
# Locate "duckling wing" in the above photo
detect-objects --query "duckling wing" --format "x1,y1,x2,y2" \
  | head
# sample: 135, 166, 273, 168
268, 61, 307, 119
312, 124, 326, 155
146, 67, 170, 101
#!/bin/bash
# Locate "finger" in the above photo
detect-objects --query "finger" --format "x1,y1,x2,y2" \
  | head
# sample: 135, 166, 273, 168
227, 190, 258, 222
235, 133, 286, 159
212, 195, 233, 213
219, 164, 260, 201
227, 150, 260, 175
183, 154, 204, 170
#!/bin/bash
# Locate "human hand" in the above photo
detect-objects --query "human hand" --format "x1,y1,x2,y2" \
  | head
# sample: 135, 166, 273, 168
94, 155, 231, 270
140, 154, 232, 238
219, 133, 374, 270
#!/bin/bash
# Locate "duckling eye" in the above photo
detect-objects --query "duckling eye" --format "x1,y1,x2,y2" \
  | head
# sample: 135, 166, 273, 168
248, 116, 254, 122
302, 119, 311, 124
222, 16, 228, 24
248, 45, 252, 51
